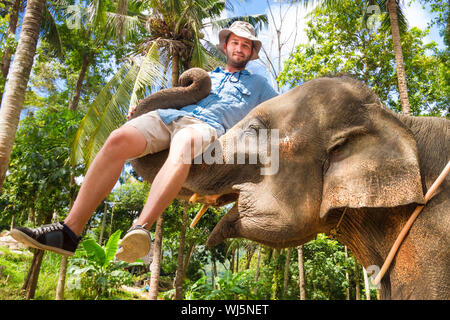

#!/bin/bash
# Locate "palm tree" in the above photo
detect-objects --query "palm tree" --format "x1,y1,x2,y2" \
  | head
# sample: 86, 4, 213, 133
149, 214, 164, 300
174, 200, 189, 300
71, 0, 269, 168
0, 0, 46, 192
385, 0, 410, 115
0, 0, 64, 104
0, 0, 74, 192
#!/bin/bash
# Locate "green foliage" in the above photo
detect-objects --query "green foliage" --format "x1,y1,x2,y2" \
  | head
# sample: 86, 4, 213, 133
183, 269, 263, 300
278, 0, 448, 116
303, 234, 350, 299
67, 230, 141, 299
0, 105, 84, 229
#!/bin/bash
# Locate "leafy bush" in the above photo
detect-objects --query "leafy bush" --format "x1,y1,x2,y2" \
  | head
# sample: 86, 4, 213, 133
184, 269, 267, 300
67, 230, 142, 299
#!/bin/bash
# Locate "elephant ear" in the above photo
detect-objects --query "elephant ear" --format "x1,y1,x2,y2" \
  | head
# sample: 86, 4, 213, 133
319, 104, 425, 218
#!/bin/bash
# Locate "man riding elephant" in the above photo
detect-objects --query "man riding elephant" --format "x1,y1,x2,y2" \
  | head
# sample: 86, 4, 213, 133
11, 21, 278, 263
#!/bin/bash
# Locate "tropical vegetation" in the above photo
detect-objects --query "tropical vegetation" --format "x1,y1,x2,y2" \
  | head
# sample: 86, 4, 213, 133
0, 0, 448, 300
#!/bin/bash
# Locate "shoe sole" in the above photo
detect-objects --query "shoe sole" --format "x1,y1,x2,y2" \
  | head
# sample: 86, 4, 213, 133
115, 229, 151, 263
10, 229, 75, 257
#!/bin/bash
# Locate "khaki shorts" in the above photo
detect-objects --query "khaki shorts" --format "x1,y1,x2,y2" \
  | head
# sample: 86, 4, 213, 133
123, 111, 218, 160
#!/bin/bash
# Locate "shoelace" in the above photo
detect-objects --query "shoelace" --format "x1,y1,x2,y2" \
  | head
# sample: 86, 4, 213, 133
34, 223, 63, 236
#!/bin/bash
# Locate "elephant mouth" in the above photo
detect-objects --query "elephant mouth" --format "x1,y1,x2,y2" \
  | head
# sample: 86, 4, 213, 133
187, 189, 241, 246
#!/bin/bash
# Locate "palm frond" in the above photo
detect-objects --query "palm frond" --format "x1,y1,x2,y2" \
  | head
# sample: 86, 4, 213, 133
105, 11, 143, 42
71, 46, 166, 169
207, 14, 269, 35
379, 0, 408, 35
200, 39, 226, 69
40, 3, 64, 57
129, 42, 166, 110
71, 62, 133, 167
190, 32, 210, 69
88, 0, 108, 27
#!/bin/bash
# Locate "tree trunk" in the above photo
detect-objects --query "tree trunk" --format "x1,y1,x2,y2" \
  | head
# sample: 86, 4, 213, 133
386, 0, 410, 115
297, 246, 306, 300
149, 215, 164, 300
235, 245, 239, 273
271, 249, 280, 300
354, 261, 360, 300
0, 0, 46, 191
55, 171, 76, 300
55, 256, 68, 300
99, 202, 107, 245
68, 54, 91, 111
344, 246, 350, 300
255, 244, 262, 282
171, 53, 179, 88
282, 247, 292, 299
174, 202, 188, 300
230, 248, 235, 273
0, 0, 22, 86
244, 246, 255, 270
362, 267, 371, 300
22, 249, 45, 299
108, 204, 115, 239
182, 239, 195, 280
211, 256, 216, 289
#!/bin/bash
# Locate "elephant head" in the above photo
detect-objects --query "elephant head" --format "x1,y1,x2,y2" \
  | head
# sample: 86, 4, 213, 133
184, 76, 426, 250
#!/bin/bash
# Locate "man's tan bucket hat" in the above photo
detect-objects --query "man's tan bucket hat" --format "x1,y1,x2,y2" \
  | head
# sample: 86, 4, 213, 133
216, 21, 262, 60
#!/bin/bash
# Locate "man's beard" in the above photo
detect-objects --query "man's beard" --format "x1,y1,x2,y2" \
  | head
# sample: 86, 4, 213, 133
226, 52, 251, 69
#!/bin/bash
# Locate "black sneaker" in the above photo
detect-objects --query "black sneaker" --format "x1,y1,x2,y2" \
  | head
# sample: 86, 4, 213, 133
10, 222, 81, 256
115, 224, 152, 263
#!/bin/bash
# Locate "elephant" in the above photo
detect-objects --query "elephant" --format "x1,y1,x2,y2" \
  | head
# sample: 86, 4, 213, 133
129, 68, 449, 299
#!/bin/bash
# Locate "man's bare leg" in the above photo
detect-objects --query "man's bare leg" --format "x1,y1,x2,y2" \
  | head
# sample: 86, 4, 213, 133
115, 127, 204, 262
134, 127, 201, 228
64, 126, 147, 236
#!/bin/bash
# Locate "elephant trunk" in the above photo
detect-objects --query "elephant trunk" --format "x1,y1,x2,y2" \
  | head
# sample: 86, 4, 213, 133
129, 68, 211, 119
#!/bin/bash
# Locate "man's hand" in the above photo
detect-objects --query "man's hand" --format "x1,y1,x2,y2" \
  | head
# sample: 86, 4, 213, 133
126, 100, 142, 120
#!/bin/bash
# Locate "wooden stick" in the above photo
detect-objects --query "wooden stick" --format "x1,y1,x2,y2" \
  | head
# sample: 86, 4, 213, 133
189, 193, 199, 203
372, 161, 450, 286
190, 204, 209, 228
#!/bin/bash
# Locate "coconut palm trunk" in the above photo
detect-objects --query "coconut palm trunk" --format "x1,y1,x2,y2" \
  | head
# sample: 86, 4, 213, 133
386, 0, 410, 115
0, 0, 22, 82
0, 0, 46, 191
297, 245, 306, 300
149, 215, 164, 300
174, 201, 188, 300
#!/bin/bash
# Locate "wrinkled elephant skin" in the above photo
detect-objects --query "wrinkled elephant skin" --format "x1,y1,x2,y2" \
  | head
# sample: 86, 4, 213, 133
185, 76, 450, 300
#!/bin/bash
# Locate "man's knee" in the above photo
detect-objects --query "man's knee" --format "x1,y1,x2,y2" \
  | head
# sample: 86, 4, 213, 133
102, 127, 147, 159
169, 129, 202, 164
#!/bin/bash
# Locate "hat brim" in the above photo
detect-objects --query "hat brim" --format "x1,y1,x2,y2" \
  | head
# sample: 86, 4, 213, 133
216, 29, 261, 61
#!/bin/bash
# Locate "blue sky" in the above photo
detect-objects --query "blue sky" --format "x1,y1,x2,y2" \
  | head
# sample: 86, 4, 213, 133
228, 0, 444, 48
207, 0, 446, 92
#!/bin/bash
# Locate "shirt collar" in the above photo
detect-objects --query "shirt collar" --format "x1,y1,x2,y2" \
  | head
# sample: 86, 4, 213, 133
213, 66, 250, 76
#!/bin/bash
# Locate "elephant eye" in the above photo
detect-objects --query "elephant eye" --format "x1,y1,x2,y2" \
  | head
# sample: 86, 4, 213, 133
247, 124, 258, 134
328, 137, 347, 155
243, 117, 267, 137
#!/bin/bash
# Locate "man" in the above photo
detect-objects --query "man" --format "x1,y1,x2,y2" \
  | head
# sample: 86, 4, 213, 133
11, 21, 278, 262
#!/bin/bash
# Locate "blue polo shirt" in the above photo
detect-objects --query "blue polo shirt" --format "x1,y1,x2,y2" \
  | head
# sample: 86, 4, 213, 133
157, 67, 278, 137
